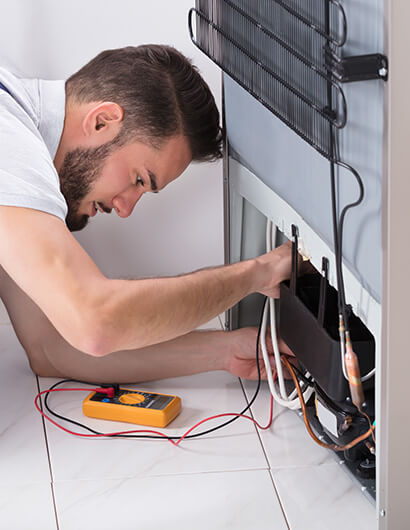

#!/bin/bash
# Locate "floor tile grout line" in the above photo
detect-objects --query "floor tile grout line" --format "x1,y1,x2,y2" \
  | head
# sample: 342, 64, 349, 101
50, 466, 275, 485
238, 378, 271, 467
239, 378, 291, 529
50, 483, 60, 530
268, 470, 291, 530
241, 383, 275, 466
35, 375, 60, 530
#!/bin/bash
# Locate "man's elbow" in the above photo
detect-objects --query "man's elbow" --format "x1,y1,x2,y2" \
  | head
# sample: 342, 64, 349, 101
62, 313, 120, 358
78, 331, 113, 357
79, 323, 149, 357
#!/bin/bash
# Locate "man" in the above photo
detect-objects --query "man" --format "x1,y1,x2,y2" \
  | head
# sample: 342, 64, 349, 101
0, 44, 292, 383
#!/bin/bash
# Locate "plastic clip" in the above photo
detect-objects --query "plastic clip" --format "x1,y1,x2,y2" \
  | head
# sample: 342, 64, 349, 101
290, 225, 299, 294
318, 257, 329, 327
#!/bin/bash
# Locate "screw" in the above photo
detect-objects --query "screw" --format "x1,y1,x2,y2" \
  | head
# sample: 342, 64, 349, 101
379, 67, 387, 77
380, 510, 386, 517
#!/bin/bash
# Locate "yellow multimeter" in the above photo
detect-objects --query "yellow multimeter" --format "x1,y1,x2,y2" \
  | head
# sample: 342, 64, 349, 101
83, 388, 182, 428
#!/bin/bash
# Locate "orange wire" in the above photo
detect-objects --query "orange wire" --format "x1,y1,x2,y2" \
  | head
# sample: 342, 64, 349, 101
360, 409, 376, 445
281, 356, 375, 452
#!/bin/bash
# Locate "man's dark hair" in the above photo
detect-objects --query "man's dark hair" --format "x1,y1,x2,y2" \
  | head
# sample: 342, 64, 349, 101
66, 45, 222, 161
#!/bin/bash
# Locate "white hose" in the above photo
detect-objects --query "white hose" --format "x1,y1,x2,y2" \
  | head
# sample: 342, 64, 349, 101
259, 220, 314, 409
266, 223, 287, 399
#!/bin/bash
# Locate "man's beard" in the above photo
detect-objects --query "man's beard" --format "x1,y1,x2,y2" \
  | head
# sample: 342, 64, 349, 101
58, 141, 117, 232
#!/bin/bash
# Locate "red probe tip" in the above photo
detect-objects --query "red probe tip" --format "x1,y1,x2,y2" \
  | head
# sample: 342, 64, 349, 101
95, 387, 115, 399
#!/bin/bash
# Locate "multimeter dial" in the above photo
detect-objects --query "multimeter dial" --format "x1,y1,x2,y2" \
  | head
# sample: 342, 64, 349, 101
119, 393, 145, 405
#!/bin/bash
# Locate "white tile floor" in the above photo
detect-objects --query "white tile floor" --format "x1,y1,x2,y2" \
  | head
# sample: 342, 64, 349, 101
0, 318, 377, 529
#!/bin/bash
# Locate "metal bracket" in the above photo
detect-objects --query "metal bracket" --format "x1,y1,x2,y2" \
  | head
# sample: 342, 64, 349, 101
330, 53, 388, 83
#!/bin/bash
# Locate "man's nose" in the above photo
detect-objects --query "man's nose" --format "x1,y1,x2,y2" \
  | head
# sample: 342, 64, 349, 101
112, 187, 143, 218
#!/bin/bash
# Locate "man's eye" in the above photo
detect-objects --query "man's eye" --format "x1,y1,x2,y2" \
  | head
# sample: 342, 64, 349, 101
136, 176, 144, 186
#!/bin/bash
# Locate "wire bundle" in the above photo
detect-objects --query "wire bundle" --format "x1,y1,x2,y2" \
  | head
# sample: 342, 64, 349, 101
260, 220, 314, 410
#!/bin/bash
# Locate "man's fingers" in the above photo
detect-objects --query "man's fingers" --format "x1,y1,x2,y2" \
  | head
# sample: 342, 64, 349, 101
277, 336, 295, 357
263, 329, 295, 358
258, 354, 296, 380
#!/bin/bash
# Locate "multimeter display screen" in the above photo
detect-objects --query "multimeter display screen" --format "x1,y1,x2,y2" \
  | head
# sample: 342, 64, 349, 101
90, 390, 174, 411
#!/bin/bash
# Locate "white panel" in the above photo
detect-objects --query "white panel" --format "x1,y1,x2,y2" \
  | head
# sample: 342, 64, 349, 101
379, 0, 410, 527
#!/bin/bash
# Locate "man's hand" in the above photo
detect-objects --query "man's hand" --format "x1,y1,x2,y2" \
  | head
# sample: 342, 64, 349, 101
224, 327, 295, 381
255, 241, 297, 298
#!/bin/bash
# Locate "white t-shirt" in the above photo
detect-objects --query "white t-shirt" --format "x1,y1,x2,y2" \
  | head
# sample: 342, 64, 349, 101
0, 67, 68, 222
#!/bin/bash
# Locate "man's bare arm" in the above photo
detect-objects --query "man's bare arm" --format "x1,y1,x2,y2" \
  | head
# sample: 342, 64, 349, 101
0, 207, 290, 356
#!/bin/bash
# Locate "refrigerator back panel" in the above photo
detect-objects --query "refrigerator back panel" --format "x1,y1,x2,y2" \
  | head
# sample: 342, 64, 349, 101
225, 69, 383, 302
191, 0, 384, 302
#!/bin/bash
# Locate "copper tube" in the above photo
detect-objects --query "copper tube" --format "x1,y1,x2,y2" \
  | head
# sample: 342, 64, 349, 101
344, 333, 365, 410
281, 356, 374, 452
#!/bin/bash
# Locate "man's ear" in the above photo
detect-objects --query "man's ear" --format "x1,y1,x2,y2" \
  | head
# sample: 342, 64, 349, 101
82, 102, 124, 143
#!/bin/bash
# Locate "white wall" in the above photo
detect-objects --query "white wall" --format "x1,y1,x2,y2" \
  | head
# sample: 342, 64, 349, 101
0, 0, 224, 280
